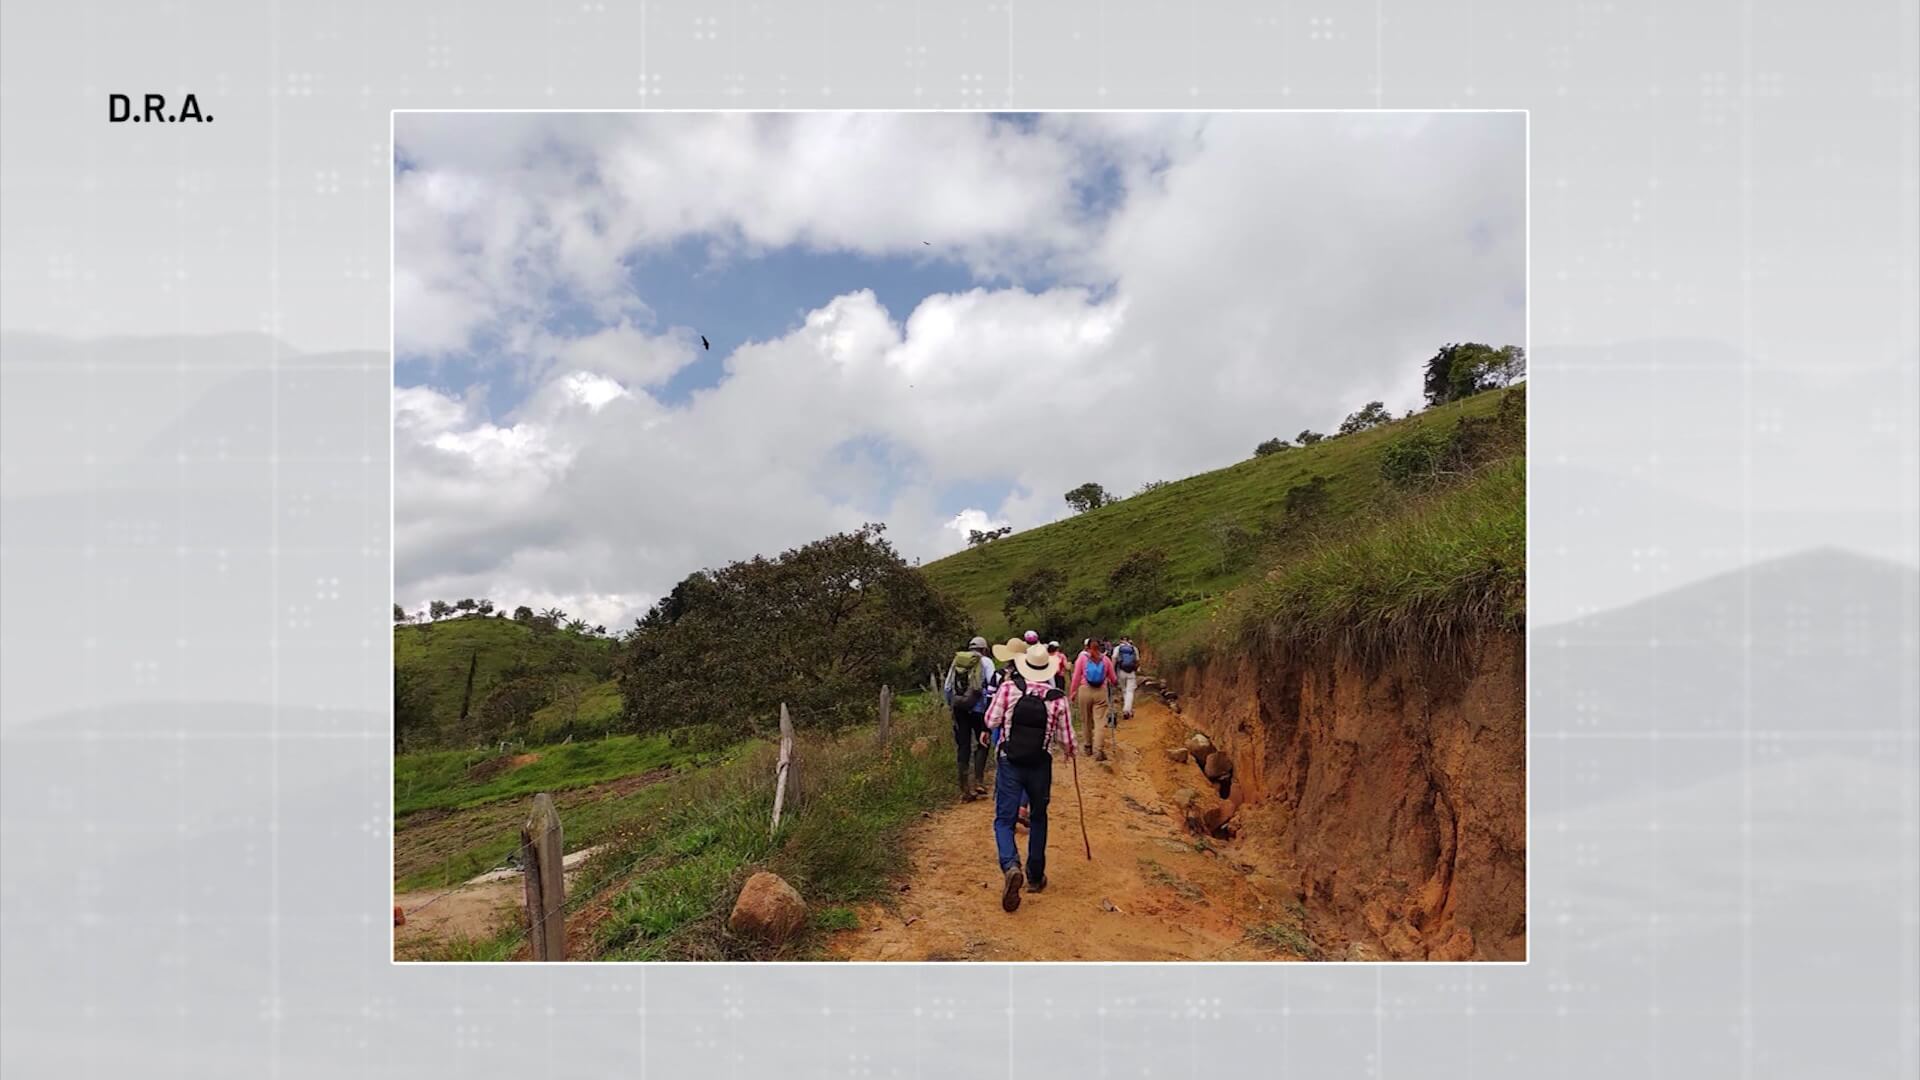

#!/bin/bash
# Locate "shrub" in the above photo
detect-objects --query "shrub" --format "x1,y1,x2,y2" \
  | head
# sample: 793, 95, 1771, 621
1107, 547, 1173, 616
1254, 438, 1291, 457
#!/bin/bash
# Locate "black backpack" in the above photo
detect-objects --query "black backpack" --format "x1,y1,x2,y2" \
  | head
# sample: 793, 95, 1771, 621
1001, 675, 1061, 766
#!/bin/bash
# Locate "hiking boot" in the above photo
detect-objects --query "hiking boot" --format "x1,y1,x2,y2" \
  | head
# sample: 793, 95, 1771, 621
1027, 874, 1048, 893
1001, 867, 1025, 912
973, 785, 989, 797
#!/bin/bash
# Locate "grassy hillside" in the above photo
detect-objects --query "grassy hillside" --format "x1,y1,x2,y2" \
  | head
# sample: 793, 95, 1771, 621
394, 616, 616, 745
922, 386, 1524, 651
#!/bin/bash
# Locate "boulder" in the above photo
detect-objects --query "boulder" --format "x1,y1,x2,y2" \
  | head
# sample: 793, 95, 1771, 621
728, 871, 808, 945
1428, 928, 1477, 962
1379, 921, 1424, 960
1203, 751, 1234, 781
1343, 941, 1383, 962
1184, 733, 1213, 757
1165, 747, 1189, 763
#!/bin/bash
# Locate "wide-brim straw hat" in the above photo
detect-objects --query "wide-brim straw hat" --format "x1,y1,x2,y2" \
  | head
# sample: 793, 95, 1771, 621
1012, 642, 1061, 682
991, 637, 1028, 663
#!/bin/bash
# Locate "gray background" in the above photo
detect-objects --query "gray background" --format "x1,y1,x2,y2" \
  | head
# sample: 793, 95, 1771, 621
2, 0, 1915, 1077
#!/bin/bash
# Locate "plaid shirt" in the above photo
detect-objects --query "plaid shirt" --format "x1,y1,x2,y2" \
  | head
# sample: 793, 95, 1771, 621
982, 675, 1077, 758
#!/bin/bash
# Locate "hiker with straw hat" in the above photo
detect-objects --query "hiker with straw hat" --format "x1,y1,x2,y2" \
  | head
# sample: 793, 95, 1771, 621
983, 639, 1078, 912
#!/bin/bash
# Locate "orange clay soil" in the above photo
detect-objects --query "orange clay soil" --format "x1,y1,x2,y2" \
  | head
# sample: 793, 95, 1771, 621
829, 697, 1312, 961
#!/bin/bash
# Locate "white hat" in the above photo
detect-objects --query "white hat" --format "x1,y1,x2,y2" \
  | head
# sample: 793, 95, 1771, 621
990, 637, 1028, 663
968, 636, 989, 651
1012, 642, 1061, 682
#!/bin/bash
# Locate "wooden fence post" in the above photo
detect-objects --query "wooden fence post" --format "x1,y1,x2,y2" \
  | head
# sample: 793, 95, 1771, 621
521, 792, 566, 961
770, 703, 794, 835
877, 685, 892, 745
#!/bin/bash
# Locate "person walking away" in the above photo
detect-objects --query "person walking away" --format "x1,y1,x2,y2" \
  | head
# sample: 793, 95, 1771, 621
1068, 639, 1117, 760
944, 636, 994, 799
982, 641, 1076, 912
1113, 636, 1141, 719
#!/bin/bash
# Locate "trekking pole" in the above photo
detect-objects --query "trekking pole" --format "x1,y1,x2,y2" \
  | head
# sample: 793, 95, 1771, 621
1069, 750, 1093, 860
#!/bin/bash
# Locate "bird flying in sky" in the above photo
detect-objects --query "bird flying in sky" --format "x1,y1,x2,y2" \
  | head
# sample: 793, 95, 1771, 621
700, 335, 710, 350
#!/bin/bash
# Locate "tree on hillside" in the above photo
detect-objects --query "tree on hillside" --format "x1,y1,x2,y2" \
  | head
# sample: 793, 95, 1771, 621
1296, 429, 1324, 445
1106, 547, 1173, 616
476, 599, 495, 616
454, 598, 477, 615
966, 525, 1013, 546
1064, 482, 1111, 514
393, 602, 406, 623
565, 617, 589, 634
1337, 401, 1393, 436
511, 605, 535, 624
1254, 437, 1292, 456
592, 624, 608, 637
1002, 566, 1069, 635
615, 523, 964, 737
393, 665, 434, 752
428, 599, 452, 621
1423, 343, 1526, 406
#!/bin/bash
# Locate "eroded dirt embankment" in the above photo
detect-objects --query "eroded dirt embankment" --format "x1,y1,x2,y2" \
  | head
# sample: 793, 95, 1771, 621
1170, 634, 1525, 961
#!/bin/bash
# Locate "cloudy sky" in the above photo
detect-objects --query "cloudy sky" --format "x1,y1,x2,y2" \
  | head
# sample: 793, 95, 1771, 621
393, 112, 1525, 630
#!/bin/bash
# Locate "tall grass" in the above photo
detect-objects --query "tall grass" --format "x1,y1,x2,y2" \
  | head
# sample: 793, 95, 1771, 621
1230, 457, 1525, 668
920, 388, 1520, 637
570, 696, 955, 961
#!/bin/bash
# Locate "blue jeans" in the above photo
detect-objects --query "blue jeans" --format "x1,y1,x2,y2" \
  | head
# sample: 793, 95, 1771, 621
992, 754, 1051, 882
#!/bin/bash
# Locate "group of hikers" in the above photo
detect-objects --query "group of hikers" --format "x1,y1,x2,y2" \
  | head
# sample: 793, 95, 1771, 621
942, 631, 1141, 912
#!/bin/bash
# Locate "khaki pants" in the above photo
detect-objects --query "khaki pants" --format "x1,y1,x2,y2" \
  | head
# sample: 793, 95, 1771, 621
1075, 683, 1115, 755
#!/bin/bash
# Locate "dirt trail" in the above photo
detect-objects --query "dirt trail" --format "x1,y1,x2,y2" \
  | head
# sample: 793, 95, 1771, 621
830, 696, 1306, 961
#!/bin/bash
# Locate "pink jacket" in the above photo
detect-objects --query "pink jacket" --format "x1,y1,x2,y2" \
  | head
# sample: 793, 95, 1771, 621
1068, 650, 1111, 699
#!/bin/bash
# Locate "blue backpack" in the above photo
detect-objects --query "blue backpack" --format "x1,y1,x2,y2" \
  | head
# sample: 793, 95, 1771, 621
1084, 659, 1107, 687
1115, 643, 1138, 672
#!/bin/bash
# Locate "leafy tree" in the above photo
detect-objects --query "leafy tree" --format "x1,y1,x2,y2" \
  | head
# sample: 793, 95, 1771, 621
1106, 547, 1172, 616
1296, 430, 1324, 446
393, 602, 406, 623
1337, 401, 1393, 436
615, 524, 963, 737
393, 665, 435, 752
1002, 566, 1069, 635
565, 617, 589, 634
592, 624, 608, 637
476, 599, 494, 616
1206, 517, 1258, 574
473, 672, 548, 743
1283, 475, 1332, 518
428, 599, 452, 621
511, 605, 535, 623
1063, 482, 1111, 514
1254, 438, 1291, 457
1423, 343, 1526, 406
454, 598, 477, 615
966, 525, 1013, 546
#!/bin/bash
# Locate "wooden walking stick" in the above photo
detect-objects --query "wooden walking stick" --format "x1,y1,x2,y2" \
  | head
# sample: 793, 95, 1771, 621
1069, 747, 1092, 860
